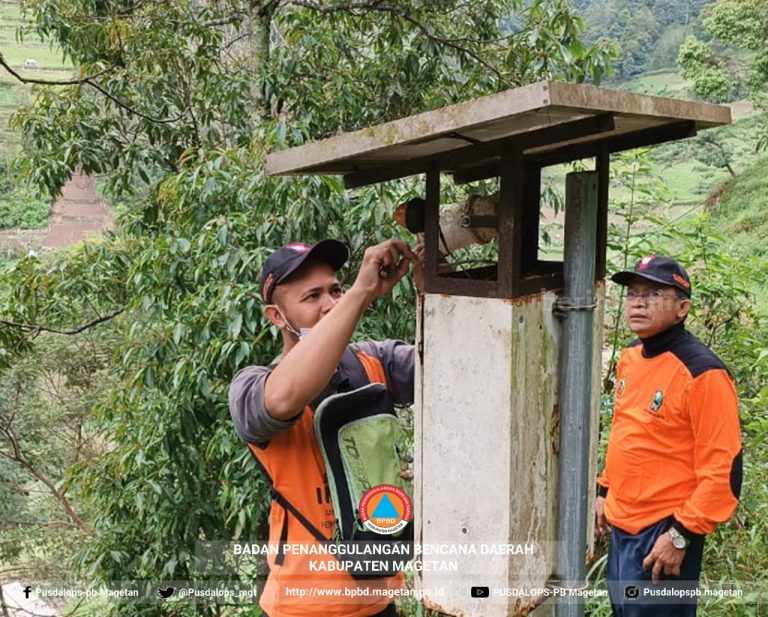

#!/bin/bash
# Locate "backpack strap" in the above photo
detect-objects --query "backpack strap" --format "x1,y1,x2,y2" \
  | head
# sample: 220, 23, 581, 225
270, 487, 330, 541
309, 347, 368, 409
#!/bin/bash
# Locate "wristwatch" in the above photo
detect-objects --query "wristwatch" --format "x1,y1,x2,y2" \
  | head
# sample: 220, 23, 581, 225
668, 526, 689, 550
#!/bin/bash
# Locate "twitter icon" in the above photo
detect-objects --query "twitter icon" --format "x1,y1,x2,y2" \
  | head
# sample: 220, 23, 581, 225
158, 587, 175, 599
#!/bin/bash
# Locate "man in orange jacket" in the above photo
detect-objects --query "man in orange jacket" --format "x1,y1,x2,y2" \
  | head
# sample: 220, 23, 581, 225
229, 238, 422, 617
596, 255, 742, 617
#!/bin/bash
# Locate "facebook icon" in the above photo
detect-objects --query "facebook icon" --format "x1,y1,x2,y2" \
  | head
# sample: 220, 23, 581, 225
23, 585, 32, 599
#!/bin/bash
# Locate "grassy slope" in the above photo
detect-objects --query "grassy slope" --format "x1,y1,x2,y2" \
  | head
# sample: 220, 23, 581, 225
0, 0, 71, 154
0, 0, 71, 229
715, 157, 768, 248
540, 69, 763, 263
611, 67, 692, 98
708, 155, 768, 307
617, 69, 768, 305
614, 69, 761, 204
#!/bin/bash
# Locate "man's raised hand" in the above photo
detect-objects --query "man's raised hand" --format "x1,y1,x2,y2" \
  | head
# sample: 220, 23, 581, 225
352, 239, 417, 302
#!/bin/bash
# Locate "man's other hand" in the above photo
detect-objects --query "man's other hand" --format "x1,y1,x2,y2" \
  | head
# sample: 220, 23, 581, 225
595, 496, 609, 537
642, 531, 686, 582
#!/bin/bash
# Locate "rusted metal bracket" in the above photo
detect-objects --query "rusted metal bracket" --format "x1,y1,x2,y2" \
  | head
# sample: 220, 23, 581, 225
460, 214, 497, 228
553, 297, 598, 320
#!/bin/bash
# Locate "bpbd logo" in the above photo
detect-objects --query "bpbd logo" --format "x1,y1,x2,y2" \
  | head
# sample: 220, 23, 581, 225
358, 484, 412, 535
649, 389, 664, 413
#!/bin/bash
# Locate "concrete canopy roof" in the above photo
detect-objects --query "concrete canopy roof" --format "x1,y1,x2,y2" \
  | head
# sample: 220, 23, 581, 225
265, 80, 730, 188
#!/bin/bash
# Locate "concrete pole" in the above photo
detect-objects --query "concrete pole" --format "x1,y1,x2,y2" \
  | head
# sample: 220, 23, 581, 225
555, 171, 599, 617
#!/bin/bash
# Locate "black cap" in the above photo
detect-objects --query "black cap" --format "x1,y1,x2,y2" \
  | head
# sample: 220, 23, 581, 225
612, 255, 692, 297
260, 239, 349, 303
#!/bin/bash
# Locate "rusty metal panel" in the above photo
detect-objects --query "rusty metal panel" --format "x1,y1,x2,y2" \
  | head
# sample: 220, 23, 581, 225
266, 81, 730, 178
546, 81, 726, 126
341, 114, 614, 189
414, 288, 605, 617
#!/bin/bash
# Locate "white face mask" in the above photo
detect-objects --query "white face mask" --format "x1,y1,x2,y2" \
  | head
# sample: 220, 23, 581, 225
298, 327, 312, 340
275, 306, 311, 341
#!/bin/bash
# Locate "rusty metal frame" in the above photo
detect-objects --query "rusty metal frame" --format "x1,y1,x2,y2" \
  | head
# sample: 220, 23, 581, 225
595, 148, 610, 280
422, 149, 610, 299
452, 120, 694, 184
423, 167, 502, 298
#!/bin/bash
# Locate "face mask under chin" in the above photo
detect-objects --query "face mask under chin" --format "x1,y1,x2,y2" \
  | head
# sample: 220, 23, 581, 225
275, 306, 311, 341
298, 327, 312, 340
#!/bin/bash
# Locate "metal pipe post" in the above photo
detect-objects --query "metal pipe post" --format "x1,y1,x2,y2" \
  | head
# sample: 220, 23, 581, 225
555, 171, 599, 617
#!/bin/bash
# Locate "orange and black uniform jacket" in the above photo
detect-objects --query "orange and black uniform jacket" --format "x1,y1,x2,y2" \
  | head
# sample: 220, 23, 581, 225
597, 321, 742, 539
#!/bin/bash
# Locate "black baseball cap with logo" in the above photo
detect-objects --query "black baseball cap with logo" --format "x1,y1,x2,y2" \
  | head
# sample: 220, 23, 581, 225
260, 239, 349, 303
612, 255, 692, 297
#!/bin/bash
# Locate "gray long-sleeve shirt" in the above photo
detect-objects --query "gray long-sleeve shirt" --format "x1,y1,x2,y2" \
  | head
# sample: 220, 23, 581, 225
228, 339, 415, 445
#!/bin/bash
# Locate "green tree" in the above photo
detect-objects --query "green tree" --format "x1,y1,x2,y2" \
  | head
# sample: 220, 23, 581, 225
0, 325, 117, 582
677, 35, 735, 102
678, 0, 768, 146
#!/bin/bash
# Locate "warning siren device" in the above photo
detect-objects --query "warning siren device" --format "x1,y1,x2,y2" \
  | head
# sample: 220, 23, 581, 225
394, 194, 499, 254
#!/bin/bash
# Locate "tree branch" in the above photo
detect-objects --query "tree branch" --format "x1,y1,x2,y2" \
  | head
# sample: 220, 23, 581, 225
0, 585, 11, 617
0, 425, 91, 534
0, 307, 124, 336
0, 53, 184, 124
700, 133, 737, 177
287, 0, 388, 11
199, 13, 247, 28
0, 55, 113, 85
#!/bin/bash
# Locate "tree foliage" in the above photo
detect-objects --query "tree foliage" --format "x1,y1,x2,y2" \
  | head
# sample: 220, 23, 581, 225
578, 0, 709, 79
677, 0, 768, 148
678, 35, 734, 102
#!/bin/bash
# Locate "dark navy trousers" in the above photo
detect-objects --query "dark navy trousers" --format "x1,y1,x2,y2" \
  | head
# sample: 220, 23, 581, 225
606, 516, 705, 617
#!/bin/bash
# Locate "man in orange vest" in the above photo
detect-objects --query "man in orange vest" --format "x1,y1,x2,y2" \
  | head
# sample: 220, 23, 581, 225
596, 255, 742, 616
229, 238, 422, 617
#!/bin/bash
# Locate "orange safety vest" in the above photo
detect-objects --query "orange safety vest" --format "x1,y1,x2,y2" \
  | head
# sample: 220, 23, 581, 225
247, 349, 404, 617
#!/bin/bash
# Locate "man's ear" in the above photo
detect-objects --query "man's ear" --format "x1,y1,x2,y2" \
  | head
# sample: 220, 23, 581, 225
264, 304, 286, 329
677, 298, 692, 321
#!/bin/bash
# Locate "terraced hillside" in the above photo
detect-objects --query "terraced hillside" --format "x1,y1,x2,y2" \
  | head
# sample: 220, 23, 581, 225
0, 0, 72, 154
1, 2, 113, 251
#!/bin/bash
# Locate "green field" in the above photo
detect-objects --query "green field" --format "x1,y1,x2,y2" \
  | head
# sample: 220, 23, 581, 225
610, 68, 693, 98
607, 67, 760, 205
0, 1, 68, 229
0, 0, 72, 156
0, 45, 70, 70
541, 111, 760, 203
0, 2, 22, 22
